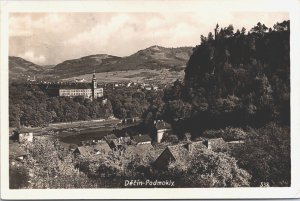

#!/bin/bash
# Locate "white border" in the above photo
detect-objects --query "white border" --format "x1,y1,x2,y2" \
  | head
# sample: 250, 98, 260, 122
1, 0, 300, 199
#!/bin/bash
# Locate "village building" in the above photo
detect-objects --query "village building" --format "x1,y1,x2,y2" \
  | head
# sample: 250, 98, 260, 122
45, 72, 103, 100
125, 143, 153, 156
154, 120, 172, 143
153, 145, 189, 170
73, 143, 111, 157
131, 134, 152, 145
18, 129, 33, 143
9, 143, 29, 161
153, 140, 218, 169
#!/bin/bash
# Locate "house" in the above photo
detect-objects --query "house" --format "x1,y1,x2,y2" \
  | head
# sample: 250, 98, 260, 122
9, 143, 29, 160
103, 133, 118, 144
154, 140, 211, 169
153, 145, 189, 170
132, 134, 152, 145
18, 129, 33, 143
74, 146, 91, 157
73, 143, 111, 157
154, 120, 172, 143
125, 144, 153, 156
94, 143, 112, 154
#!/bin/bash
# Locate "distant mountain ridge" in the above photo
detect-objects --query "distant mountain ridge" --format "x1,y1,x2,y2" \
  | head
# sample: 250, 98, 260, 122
9, 56, 44, 79
9, 45, 193, 80
52, 54, 122, 78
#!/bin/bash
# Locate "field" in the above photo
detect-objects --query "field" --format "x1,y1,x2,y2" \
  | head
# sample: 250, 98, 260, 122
62, 68, 185, 84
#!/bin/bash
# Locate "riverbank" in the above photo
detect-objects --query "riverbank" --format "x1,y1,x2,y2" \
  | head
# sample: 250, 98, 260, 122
10, 117, 121, 135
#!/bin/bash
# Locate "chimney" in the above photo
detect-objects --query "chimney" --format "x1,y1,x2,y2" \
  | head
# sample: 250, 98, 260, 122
187, 142, 193, 152
204, 140, 211, 149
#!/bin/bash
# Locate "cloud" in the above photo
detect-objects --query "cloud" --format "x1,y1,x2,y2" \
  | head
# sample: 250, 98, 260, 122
9, 12, 289, 65
17, 50, 46, 64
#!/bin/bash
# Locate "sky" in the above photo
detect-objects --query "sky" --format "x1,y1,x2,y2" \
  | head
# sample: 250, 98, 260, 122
9, 12, 289, 65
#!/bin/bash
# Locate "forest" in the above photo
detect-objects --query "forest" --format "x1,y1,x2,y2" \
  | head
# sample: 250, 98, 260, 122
142, 20, 290, 136
9, 83, 163, 128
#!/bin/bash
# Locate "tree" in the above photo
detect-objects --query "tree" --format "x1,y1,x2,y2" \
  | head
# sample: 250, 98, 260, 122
273, 20, 290, 31
9, 165, 30, 189
9, 104, 21, 128
207, 32, 214, 41
161, 134, 179, 143
78, 105, 90, 120
200, 35, 207, 44
241, 27, 246, 35
164, 100, 192, 121
168, 150, 251, 187
232, 123, 290, 186
224, 24, 234, 38
250, 22, 268, 35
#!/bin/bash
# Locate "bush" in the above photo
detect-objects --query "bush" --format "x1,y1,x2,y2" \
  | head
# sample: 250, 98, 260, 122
232, 123, 290, 186
202, 127, 247, 141
9, 165, 29, 189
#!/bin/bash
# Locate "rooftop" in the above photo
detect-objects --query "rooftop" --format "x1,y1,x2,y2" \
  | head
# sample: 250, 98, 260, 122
155, 120, 172, 130
9, 143, 28, 157
132, 134, 152, 143
167, 145, 189, 161
75, 143, 111, 157
125, 144, 153, 156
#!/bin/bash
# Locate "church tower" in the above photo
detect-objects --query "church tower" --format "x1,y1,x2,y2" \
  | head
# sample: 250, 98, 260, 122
91, 71, 97, 100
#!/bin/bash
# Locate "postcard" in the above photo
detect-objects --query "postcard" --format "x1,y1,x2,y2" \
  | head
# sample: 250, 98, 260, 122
1, 0, 300, 199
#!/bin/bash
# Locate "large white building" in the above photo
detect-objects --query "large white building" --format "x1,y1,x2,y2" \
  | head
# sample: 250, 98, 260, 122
58, 73, 103, 100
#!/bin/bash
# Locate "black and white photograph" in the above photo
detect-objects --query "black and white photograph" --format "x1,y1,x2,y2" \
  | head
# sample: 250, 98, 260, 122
1, 0, 300, 199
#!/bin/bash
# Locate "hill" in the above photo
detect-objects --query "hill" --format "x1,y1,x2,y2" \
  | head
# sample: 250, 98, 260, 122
50, 46, 193, 78
160, 21, 290, 131
9, 56, 44, 80
51, 54, 122, 78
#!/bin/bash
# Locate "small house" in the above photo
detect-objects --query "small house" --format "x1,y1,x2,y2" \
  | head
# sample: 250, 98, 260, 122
154, 120, 172, 143
73, 143, 111, 157
18, 129, 33, 143
132, 134, 152, 145
73, 146, 91, 157
125, 144, 153, 156
9, 143, 29, 161
153, 145, 189, 170
94, 143, 112, 154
